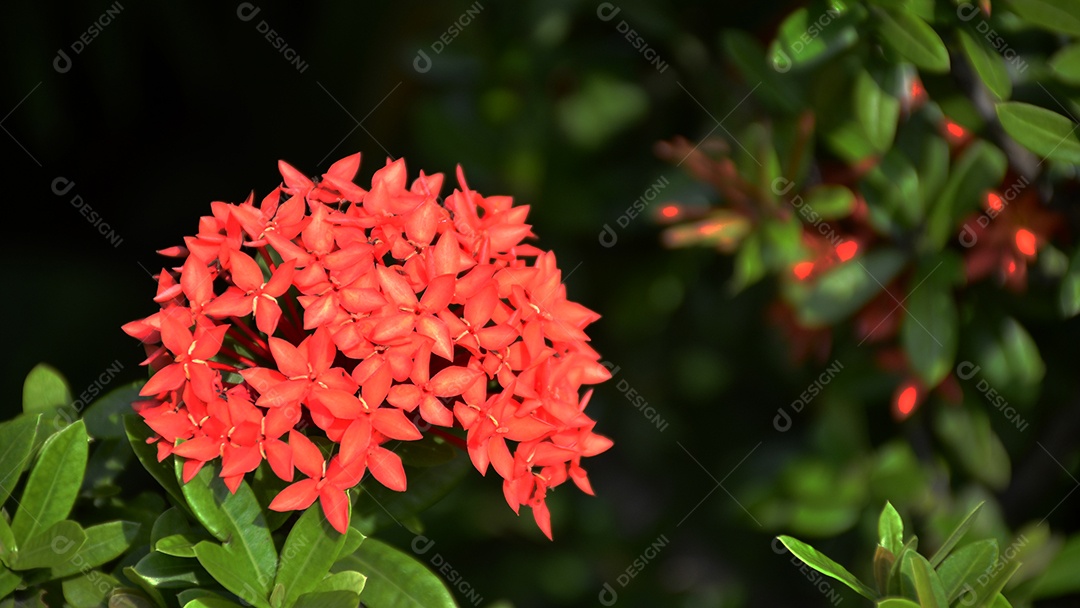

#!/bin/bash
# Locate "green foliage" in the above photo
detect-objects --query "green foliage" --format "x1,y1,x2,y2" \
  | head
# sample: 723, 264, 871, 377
780, 502, 1020, 606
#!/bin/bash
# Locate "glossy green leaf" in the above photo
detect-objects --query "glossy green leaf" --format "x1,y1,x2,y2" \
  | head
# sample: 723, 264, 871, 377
1050, 43, 1080, 85
910, 554, 948, 607
11, 421, 88, 545
0, 516, 14, 559
855, 69, 900, 152
876, 599, 921, 608
731, 232, 766, 293
275, 505, 348, 608
776, 535, 877, 600
132, 551, 215, 588
1004, 0, 1080, 36
929, 502, 985, 567
337, 527, 366, 563
787, 248, 908, 328
293, 590, 361, 608
182, 597, 245, 608
9, 520, 86, 570
122, 562, 170, 608
110, 589, 161, 608
176, 589, 226, 606
174, 461, 276, 594
996, 102, 1080, 165
901, 276, 958, 387
874, 8, 949, 72
332, 537, 457, 608
62, 570, 121, 608
957, 29, 1011, 101
804, 184, 856, 220
0, 414, 41, 509
938, 539, 999, 602
124, 415, 185, 507
194, 541, 270, 608
22, 364, 71, 416
83, 381, 144, 440
313, 570, 367, 595
768, 6, 860, 71
862, 147, 922, 231
52, 521, 140, 578
879, 501, 904, 555
150, 508, 190, 547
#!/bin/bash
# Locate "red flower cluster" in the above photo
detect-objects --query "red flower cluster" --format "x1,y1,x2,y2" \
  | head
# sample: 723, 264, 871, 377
124, 153, 612, 537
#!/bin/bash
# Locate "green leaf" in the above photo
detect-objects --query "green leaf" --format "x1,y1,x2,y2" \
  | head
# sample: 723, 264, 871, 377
776, 535, 877, 600
293, 590, 361, 608
956, 29, 1011, 101
0, 414, 41, 509
332, 537, 457, 608
150, 508, 190, 546
1032, 533, 1080, 598
353, 455, 470, 534
1004, 0, 1080, 36
925, 140, 1007, 250
929, 502, 985, 567
177, 589, 226, 606
51, 521, 140, 578
62, 570, 121, 608
194, 541, 270, 608
313, 570, 367, 595
723, 29, 804, 114
11, 421, 88, 545
1050, 44, 1080, 85
786, 248, 908, 328
901, 275, 958, 387
910, 553, 948, 607
274, 506, 348, 608
768, 5, 862, 71
110, 588, 161, 608
22, 364, 71, 416
337, 527, 366, 563
175, 463, 276, 596
124, 415, 185, 508
888, 535, 919, 596
996, 102, 1080, 165
934, 407, 1011, 489
391, 434, 459, 468
876, 600, 921, 608
804, 185, 856, 220
879, 501, 904, 555
862, 147, 923, 231
855, 69, 900, 152
9, 520, 86, 570
0, 566, 20, 599
132, 551, 215, 588
122, 563, 170, 608
938, 539, 999, 602
873, 7, 949, 72
182, 599, 245, 608
83, 381, 144, 440
970, 560, 1021, 608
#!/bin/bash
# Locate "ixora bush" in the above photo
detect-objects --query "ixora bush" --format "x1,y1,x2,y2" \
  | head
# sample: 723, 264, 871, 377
1, 154, 612, 607
651, 0, 1080, 605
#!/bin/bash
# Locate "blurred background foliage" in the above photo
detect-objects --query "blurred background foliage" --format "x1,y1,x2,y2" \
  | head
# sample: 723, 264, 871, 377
3, 0, 1080, 606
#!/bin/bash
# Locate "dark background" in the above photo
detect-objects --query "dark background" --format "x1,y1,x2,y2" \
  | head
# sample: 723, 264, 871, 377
3, 2, 1077, 607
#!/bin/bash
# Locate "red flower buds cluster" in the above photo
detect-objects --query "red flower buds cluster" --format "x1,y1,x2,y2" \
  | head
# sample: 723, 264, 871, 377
124, 154, 612, 537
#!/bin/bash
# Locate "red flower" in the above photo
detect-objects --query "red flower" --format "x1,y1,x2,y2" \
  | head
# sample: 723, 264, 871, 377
128, 153, 612, 537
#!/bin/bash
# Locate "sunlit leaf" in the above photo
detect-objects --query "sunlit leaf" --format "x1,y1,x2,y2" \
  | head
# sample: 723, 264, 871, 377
777, 535, 877, 599
11, 421, 88, 545
332, 537, 457, 608
996, 102, 1080, 165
